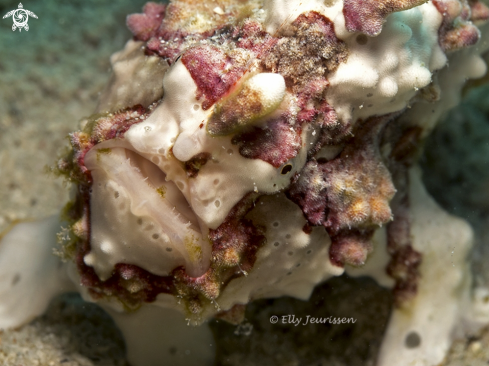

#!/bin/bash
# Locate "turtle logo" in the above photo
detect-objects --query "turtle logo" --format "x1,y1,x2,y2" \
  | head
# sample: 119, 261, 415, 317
3, 3, 38, 32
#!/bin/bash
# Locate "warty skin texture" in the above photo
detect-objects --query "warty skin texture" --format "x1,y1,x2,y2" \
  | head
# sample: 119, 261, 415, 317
1, 0, 489, 365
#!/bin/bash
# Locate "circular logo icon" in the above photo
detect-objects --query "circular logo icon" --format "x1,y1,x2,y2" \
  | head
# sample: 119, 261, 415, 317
12, 9, 29, 30
2, 3, 38, 32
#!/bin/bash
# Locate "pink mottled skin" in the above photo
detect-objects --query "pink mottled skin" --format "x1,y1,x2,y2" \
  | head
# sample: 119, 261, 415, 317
469, 0, 489, 23
286, 159, 329, 227
232, 117, 302, 168
287, 115, 396, 267
126, 2, 166, 42
229, 12, 347, 167
382, 122, 423, 305
182, 45, 249, 111
293, 77, 344, 157
67, 105, 148, 181
234, 19, 277, 55
295, 78, 330, 125
343, 0, 428, 36
433, 0, 481, 51
329, 229, 374, 267
172, 194, 265, 309
387, 192, 422, 306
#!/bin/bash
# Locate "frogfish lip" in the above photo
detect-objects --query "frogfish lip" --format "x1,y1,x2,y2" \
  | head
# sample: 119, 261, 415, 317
82, 139, 210, 281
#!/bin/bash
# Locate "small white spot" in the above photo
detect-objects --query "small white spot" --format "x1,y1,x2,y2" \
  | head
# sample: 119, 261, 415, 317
84, 253, 95, 266
101, 241, 113, 254
213, 6, 224, 15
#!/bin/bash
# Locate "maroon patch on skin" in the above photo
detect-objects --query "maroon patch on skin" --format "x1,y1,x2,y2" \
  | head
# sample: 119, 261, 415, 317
386, 181, 422, 307
287, 115, 397, 267
182, 45, 248, 110
433, 0, 481, 52
184, 152, 212, 178
310, 116, 351, 158
231, 117, 302, 168
127, 1, 204, 59
93, 105, 148, 141
126, 2, 166, 42
209, 195, 265, 271
234, 19, 277, 55
129, 1, 228, 63
329, 229, 374, 267
325, 117, 396, 233
290, 116, 395, 229
387, 239, 422, 306
67, 105, 148, 182
302, 223, 313, 234
295, 78, 331, 126
469, 0, 489, 22
381, 121, 423, 306
172, 194, 266, 302
287, 160, 329, 226
220, 15, 348, 166
293, 77, 349, 155
83, 262, 175, 305
343, 0, 427, 36
145, 32, 193, 63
